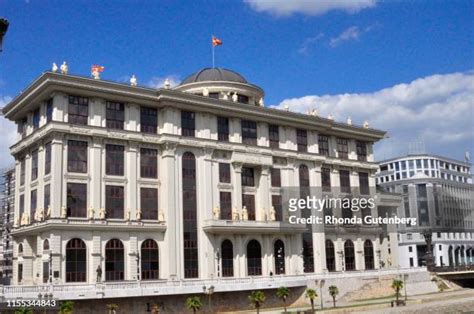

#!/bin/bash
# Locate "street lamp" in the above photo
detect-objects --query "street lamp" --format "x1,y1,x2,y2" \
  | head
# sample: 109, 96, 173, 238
202, 285, 215, 313
0, 18, 9, 52
319, 279, 325, 310
403, 274, 408, 301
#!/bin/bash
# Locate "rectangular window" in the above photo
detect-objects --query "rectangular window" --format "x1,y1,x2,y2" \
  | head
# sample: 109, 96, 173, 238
140, 107, 157, 134
106, 101, 125, 130
68, 95, 89, 125
32, 108, 40, 129
44, 184, 50, 210
337, 138, 349, 159
242, 194, 256, 220
106, 144, 124, 176
106, 185, 124, 219
219, 163, 231, 183
209, 92, 219, 99
141, 187, 158, 220
46, 98, 53, 123
339, 170, 351, 193
217, 117, 229, 141
318, 135, 329, 156
181, 111, 195, 137
241, 167, 255, 187
359, 172, 370, 195
296, 129, 308, 152
67, 183, 87, 217
67, 140, 88, 173
241, 120, 257, 145
43, 262, 49, 283
271, 168, 281, 187
140, 148, 158, 178
268, 125, 279, 149
237, 94, 249, 104
19, 194, 25, 215
321, 167, 331, 192
356, 141, 367, 161
18, 118, 27, 138
20, 158, 25, 186
31, 149, 38, 181
271, 194, 282, 221
409, 246, 413, 253
30, 189, 37, 217
18, 264, 23, 283
220, 191, 232, 220
44, 142, 51, 175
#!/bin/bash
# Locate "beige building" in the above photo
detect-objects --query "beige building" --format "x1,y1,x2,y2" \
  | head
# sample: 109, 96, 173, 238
1, 68, 399, 300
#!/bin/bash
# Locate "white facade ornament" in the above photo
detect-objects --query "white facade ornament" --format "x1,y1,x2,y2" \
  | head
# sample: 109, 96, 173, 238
99, 208, 106, 220
213, 206, 220, 220
270, 206, 276, 221
52, 63, 58, 73
164, 79, 171, 89
20, 213, 27, 226
328, 114, 334, 120
14, 216, 19, 228
158, 210, 165, 222
125, 209, 131, 221
88, 208, 95, 219
136, 208, 142, 221
222, 92, 229, 100
232, 92, 238, 102
202, 88, 209, 97
38, 208, 44, 221
61, 206, 67, 218
363, 121, 369, 129
130, 75, 137, 86
347, 117, 352, 125
242, 206, 248, 221
232, 208, 239, 221
258, 97, 264, 107
46, 206, 51, 218
311, 108, 318, 116
34, 209, 40, 222
60, 61, 68, 74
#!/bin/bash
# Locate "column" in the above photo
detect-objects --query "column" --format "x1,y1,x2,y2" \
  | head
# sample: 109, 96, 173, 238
160, 143, 178, 279
257, 166, 270, 221
127, 142, 138, 218
90, 138, 102, 217
232, 162, 243, 216
91, 234, 101, 283
51, 136, 64, 218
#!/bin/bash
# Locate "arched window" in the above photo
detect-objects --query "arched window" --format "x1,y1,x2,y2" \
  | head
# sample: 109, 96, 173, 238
299, 164, 314, 273
18, 243, 23, 254
221, 240, 234, 277
274, 240, 285, 275
247, 240, 262, 276
364, 240, 374, 270
183, 152, 198, 278
105, 239, 124, 281
43, 239, 50, 251
344, 240, 355, 271
325, 240, 335, 272
66, 238, 87, 282
448, 246, 454, 266
141, 239, 159, 280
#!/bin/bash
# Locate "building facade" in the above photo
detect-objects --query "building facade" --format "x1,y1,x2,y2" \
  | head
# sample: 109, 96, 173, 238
376, 154, 474, 268
2, 68, 399, 295
0, 167, 15, 284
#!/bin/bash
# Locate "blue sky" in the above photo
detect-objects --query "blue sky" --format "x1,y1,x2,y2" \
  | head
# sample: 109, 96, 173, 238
0, 0, 473, 167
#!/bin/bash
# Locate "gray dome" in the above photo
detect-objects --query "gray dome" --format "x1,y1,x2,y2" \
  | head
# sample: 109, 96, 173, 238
181, 68, 248, 85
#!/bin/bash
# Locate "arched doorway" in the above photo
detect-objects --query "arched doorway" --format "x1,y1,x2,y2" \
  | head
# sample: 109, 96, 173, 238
221, 240, 234, 277
344, 240, 355, 271
141, 239, 159, 280
325, 240, 335, 272
66, 238, 87, 282
105, 239, 124, 281
274, 240, 285, 275
364, 240, 375, 270
247, 240, 262, 276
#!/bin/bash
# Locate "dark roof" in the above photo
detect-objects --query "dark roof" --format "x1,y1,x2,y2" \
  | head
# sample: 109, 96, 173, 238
181, 68, 248, 85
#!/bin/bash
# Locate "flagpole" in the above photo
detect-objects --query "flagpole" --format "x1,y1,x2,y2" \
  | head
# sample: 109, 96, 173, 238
212, 44, 215, 68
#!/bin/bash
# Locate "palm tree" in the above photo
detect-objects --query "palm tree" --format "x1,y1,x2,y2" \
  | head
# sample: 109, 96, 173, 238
59, 301, 74, 314
14, 308, 32, 314
328, 285, 339, 308
186, 296, 202, 313
106, 303, 119, 314
276, 286, 290, 313
249, 290, 266, 314
306, 288, 318, 313
392, 279, 404, 303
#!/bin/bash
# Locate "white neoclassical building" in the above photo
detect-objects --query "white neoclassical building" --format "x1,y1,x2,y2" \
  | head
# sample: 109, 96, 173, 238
1, 68, 401, 300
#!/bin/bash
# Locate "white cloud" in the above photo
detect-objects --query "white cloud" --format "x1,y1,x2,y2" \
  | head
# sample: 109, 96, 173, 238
147, 75, 181, 89
329, 26, 361, 47
244, 0, 377, 17
298, 32, 325, 54
274, 72, 474, 160
0, 95, 16, 169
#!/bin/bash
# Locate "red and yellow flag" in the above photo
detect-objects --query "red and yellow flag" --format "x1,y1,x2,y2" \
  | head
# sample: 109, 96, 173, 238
212, 36, 222, 47
91, 65, 105, 72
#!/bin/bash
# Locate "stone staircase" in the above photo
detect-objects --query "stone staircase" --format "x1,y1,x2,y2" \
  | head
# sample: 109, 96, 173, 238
340, 276, 396, 302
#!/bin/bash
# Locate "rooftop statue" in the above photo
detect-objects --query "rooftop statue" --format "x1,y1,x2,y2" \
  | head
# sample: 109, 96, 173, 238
328, 114, 334, 120
202, 88, 209, 97
232, 92, 238, 102
164, 78, 171, 89
130, 75, 137, 86
51, 63, 58, 73
347, 117, 352, 125
258, 97, 264, 107
60, 61, 68, 74
363, 121, 369, 129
